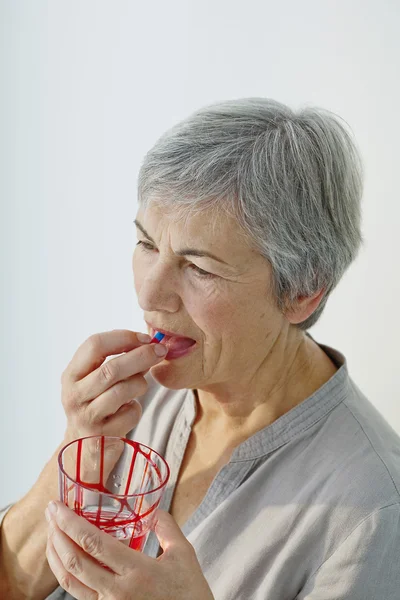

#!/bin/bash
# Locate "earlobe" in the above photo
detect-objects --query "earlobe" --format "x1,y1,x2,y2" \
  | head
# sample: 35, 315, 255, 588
285, 289, 325, 325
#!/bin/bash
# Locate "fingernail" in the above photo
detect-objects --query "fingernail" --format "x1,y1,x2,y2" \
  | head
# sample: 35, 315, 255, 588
154, 344, 168, 357
47, 501, 58, 516
137, 333, 151, 343
45, 508, 51, 522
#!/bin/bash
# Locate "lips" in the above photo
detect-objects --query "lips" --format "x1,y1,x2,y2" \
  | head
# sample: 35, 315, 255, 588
147, 323, 197, 354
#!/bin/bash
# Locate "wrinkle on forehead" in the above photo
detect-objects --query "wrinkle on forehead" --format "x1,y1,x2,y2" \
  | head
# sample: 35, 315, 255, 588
139, 197, 255, 252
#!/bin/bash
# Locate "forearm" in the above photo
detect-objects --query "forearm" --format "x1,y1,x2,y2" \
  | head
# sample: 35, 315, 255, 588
0, 442, 65, 600
0, 329, 152, 598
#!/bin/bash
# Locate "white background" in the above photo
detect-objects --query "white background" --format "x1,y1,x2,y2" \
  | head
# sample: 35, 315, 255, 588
1, 0, 399, 506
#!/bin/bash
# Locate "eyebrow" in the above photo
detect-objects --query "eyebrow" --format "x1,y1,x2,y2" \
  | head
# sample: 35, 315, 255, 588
134, 219, 229, 265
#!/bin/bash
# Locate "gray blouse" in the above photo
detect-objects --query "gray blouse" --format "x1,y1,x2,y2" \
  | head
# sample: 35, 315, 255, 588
2, 342, 400, 599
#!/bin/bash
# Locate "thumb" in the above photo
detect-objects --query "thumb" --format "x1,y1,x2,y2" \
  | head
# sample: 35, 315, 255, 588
154, 509, 188, 552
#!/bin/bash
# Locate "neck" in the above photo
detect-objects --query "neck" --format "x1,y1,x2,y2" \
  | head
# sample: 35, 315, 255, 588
194, 329, 337, 445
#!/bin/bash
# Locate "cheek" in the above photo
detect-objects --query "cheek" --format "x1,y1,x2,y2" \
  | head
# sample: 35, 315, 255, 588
132, 250, 145, 294
208, 287, 274, 340
186, 288, 233, 336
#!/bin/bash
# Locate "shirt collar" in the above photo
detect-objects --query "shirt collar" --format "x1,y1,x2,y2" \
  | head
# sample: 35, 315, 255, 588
183, 343, 351, 462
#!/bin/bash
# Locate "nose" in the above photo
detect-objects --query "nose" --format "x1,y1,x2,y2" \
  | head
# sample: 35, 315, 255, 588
136, 260, 181, 314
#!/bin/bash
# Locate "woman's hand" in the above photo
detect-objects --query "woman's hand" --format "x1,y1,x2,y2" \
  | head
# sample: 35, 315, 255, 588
61, 330, 168, 443
45, 501, 215, 600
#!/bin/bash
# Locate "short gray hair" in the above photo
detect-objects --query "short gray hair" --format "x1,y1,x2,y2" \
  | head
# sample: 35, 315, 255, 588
137, 97, 363, 330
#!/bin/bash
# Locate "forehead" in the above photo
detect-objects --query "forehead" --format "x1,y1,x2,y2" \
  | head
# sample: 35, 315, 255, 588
136, 202, 253, 255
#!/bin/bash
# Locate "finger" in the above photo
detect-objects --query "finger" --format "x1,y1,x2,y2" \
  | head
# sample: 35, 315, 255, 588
63, 330, 152, 383
46, 537, 97, 600
49, 501, 148, 576
70, 343, 167, 405
154, 510, 192, 556
48, 519, 113, 593
85, 378, 145, 423
98, 399, 143, 436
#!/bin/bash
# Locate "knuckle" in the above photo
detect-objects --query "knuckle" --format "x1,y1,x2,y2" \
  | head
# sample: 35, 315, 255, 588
101, 383, 122, 414
62, 387, 81, 412
80, 531, 103, 557
86, 406, 105, 427
175, 540, 197, 562
85, 402, 102, 425
110, 381, 122, 403
59, 573, 72, 591
100, 361, 117, 384
118, 561, 142, 583
87, 333, 102, 355
64, 551, 82, 575
61, 365, 75, 386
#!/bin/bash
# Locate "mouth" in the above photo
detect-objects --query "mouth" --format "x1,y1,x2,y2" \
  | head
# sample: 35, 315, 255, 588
146, 322, 197, 359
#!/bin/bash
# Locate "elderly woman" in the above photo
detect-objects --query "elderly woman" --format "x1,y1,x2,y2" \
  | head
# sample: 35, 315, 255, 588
1, 98, 399, 600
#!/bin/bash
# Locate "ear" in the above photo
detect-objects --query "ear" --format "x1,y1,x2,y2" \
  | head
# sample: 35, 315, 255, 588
285, 289, 325, 325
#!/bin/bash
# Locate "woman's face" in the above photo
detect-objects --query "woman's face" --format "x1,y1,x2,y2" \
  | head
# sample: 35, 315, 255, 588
133, 202, 286, 391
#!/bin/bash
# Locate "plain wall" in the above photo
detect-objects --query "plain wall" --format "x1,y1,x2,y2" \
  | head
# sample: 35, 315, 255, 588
1, 0, 399, 506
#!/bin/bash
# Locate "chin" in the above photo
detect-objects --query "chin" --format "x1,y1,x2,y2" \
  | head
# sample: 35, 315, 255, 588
149, 362, 199, 390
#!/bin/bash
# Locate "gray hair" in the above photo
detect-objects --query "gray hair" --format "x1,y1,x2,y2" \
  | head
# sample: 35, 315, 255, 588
137, 97, 363, 330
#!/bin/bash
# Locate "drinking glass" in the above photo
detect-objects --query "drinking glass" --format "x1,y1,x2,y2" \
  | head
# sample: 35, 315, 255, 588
58, 435, 170, 552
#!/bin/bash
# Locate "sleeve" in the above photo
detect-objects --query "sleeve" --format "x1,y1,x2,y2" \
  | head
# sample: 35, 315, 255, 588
296, 503, 400, 600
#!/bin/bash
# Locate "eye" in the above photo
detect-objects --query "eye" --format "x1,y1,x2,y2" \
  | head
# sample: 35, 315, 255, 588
136, 241, 216, 279
136, 240, 156, 252
188, 264, 216, 279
